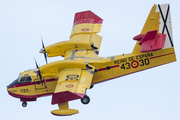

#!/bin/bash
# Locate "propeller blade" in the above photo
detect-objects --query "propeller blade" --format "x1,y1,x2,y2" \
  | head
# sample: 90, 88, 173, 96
41, 38, 48, 64
34, 58, 43, 85
38, 71, 43, 85
44, 52, 48, 64
41, 37, 45, 49
34, 58, 39, 69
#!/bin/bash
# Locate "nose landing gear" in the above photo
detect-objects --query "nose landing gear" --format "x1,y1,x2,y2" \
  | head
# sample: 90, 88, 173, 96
22, 102, 27, 107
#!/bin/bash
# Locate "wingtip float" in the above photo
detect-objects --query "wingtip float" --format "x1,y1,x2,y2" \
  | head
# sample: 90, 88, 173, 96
7, 4, 176, 116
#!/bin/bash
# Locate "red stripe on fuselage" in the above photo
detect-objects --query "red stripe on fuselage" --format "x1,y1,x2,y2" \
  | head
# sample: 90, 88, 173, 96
8, 91, 54, 99
9, 78, 57, 88
149, 52, 175, 59
98, 65, 119, 72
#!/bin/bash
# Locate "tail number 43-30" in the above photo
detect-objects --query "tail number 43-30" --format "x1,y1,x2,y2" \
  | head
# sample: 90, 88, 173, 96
121, 58, 150, 70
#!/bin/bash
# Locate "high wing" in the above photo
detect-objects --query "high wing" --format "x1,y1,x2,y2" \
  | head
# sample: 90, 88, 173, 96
43, 11, 103, 59
51, 66, 95, 116
51, 67, 95, 105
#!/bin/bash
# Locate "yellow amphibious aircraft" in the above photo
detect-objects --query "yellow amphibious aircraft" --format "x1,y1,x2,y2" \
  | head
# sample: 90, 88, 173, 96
7, 4, 176, 116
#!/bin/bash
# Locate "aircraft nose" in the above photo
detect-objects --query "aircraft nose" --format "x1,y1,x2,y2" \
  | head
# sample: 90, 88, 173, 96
7, 79, 18, 97
7, 85, 18, 98
7, 88, 17, 92
7, 79, 18, 88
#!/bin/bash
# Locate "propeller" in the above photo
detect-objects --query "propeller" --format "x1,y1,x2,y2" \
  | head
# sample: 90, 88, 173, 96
39, 38, 48, 64
34, 59, 43, 85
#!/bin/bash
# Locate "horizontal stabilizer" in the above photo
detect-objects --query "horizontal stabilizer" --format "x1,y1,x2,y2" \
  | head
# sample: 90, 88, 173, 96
139, 30, 157, 44
134, 30, 166, 52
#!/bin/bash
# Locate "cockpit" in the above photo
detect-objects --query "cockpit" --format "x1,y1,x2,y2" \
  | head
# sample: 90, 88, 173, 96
7, 75, 32, 88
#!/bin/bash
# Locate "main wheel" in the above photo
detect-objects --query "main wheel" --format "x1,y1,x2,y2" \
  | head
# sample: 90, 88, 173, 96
22, 102, 27, 107
81, 95, 90, 104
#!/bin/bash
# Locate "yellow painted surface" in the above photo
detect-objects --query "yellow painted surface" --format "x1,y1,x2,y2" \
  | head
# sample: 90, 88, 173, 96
133, 5, 160, 54
92, 47, 176, 84
40, 61, 87, 77
7, 4, 177, 116
70, 23, 102, 37
46, 41, 93, 57
52, 102, 79, 116
54, 66, 95, 94
54, 69, 81, 93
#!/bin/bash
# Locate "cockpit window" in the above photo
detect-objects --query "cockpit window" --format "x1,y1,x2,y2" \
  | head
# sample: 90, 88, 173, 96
17, 75, 21, 81
26, 76, 32, 82
20, 77, 26, 82
19, 76, 32, 83
7, 75, 32, 88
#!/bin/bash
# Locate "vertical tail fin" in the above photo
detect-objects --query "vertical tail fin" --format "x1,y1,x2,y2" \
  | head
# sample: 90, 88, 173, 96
132, 4, 174, 54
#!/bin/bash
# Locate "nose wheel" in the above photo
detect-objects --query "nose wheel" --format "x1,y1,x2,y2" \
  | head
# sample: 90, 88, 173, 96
22, 102, 27, 107
81, 95, 90, 104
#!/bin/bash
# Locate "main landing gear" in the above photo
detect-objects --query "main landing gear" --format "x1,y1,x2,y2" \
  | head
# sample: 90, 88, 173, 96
80, 85, 94, 105
81, 95, 90, 104
22, 102, 27, 107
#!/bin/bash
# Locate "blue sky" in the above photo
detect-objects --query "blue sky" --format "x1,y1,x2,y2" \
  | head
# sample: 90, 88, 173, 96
1, 0, 180, 120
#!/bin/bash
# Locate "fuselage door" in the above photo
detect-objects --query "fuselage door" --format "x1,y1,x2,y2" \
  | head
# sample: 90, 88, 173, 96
34, 78, 46, 90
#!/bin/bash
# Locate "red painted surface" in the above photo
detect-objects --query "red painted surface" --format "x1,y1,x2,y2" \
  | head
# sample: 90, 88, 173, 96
74, 93, 84, 98
98, 65, 119, 72
51, 91, 84, 105
73, 10, 103, 26
131, 60, 139, 68
133, 34, 145, 41
110, 65, 119, 69
150, 52, 175, 59
151, 34, 166, 50
98, 67, 107, 71
8, 91, 53, 99
66, 84, 74, 88
139, 30, 157, 45
20, 98, 36, 102
8, 78, 57, 88
137, 30, 166, 52
81, 28, 89, 31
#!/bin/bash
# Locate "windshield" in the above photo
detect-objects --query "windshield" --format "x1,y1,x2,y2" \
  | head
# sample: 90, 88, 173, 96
7, 75, 32, 88
17, 75, 21, 81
